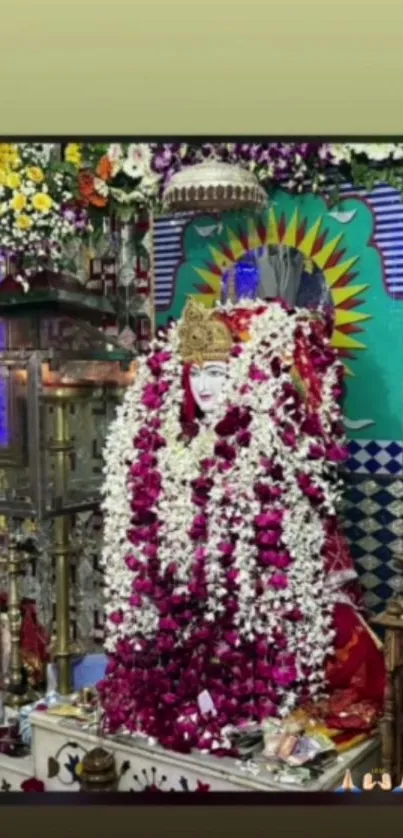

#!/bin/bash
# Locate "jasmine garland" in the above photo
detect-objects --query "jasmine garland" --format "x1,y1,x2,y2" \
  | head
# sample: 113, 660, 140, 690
99, 300, 348, 753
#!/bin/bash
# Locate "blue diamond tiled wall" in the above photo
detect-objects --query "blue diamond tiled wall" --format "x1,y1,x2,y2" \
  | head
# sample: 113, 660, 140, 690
344, 441, 403, 615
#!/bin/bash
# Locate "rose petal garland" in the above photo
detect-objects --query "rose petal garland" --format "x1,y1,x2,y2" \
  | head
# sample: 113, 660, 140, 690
99, 301, 347, 752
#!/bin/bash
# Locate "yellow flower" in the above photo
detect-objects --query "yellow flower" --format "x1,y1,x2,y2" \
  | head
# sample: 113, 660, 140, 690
0, 203, 7, 215
0, 169, 7, 187
32, 192, 53, 213
0, 144, 21, 170
10, 193, 27, 212
65, 143, 82, 167
6, 172, 21, 190
16, 214, 33, 230
26, 166, 44, 184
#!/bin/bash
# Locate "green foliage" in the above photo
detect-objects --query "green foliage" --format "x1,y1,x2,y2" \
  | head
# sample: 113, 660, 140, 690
349, 159, 403, 196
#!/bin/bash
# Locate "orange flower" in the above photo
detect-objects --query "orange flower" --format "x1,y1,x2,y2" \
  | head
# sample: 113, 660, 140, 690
78, 169, 108, 208
96, 155, 113, 181
78, 170, 96, 200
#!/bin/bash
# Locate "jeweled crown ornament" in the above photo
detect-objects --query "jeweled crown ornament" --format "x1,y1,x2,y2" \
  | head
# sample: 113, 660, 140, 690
178, 299, 233, 365
163, 161, 268, 213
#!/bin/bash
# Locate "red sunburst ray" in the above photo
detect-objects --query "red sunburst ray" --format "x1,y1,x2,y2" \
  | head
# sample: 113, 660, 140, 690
206, 261, 223, 278
331, 271, 358, 289
257, 220, 267, 244
338, 348, 355, 359
312, 230, 328, 256
195, 283, 215, 295
338, 323, 364, 335
324, 248, 346, 269
296, 219, 307, 247
221, 244, 235, 262
278, 213, 287, 240
238, 227, 249, 251
340, 297, 365, 311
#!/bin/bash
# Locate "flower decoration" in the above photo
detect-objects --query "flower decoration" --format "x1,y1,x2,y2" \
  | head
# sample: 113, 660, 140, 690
4, 141, 403, 293
99, 299, 348, 755
21, 777, 46, 792
0, 143, 91, 289
71, 141, 403, 224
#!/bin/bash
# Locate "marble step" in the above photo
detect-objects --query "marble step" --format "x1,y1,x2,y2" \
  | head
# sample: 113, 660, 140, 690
0, 751, 35, 792
30, 707, 380, 792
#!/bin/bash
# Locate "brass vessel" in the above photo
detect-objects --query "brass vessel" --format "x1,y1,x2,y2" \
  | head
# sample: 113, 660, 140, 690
79, 747, 119, 792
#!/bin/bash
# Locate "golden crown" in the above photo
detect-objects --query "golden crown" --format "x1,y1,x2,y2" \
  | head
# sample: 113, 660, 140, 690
178, 299, 233, 365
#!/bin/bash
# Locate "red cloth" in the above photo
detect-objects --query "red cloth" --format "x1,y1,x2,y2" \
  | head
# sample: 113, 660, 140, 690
0, 593, 49, 687
326, 602, 385, 709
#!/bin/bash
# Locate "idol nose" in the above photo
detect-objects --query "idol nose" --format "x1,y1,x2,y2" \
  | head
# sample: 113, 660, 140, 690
199, 374, 211, 394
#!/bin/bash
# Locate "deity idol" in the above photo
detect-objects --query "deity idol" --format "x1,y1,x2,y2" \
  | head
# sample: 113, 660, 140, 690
99, 298, 384, 755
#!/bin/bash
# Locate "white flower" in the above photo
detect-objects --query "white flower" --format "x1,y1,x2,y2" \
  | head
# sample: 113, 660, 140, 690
122, 143, 153, 180
94, 177, 109, 197
107, 143, 124, 176
347, 143, 396, 162
327, 144, 352, 165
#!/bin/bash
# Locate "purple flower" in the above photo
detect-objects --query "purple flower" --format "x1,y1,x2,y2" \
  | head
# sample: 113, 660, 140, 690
269, 572, 289, 590
152, 149, 173, 172
308, 443, 325, 459
237, 429, 251, 447
249, 364, 268, 382
109, 610, 123, 626
326, 444, 348, 463
282, 429, 297, 448
298, 474, 325, 505
272, 664, 297, 687
125, 554, 142, 572
159, 616, 179, 631
214, 440, 236, 461
254, 511, 283, 528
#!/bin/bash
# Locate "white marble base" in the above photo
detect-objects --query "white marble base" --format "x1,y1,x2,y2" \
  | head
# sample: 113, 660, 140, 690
0, 752, 34, 792
29, 710, 380, 792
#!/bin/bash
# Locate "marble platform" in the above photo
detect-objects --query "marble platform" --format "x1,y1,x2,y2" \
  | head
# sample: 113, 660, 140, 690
21, 709, 380, 792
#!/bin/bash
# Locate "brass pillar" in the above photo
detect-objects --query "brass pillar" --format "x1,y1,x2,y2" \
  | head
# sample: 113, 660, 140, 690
46, 389, 75, 696
2, 535, 34, 707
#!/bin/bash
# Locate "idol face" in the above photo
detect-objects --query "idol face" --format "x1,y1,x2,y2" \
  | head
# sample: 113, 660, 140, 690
189, 362, 228, 413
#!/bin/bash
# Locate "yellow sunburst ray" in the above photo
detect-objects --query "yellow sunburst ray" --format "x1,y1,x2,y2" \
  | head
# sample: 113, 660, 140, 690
298, 218, 323, 255
192, 292, 217, 308
325, 257, 360, 288
208, 246, 232, 272
332, 285, 369, 306
313, 234, 344, 270
334, 309, 371, 327
247, 218, 262, 251
332, 331, 366, 351
268, 208, 280, 244
282, 210, 299, 248
193, 268, 221, 307
227, 230, 246, 261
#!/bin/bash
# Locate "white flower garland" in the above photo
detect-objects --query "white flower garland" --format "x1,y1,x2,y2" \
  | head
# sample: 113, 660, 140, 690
101, 301, 344, 713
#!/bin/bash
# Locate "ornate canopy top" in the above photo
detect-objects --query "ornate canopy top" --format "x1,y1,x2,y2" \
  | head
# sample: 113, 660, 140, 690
162, 160, 268, 213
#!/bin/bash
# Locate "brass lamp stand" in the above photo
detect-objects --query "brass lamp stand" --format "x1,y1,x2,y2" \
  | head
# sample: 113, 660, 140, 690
1, 535, 35, 708
45, 387, 82, 696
